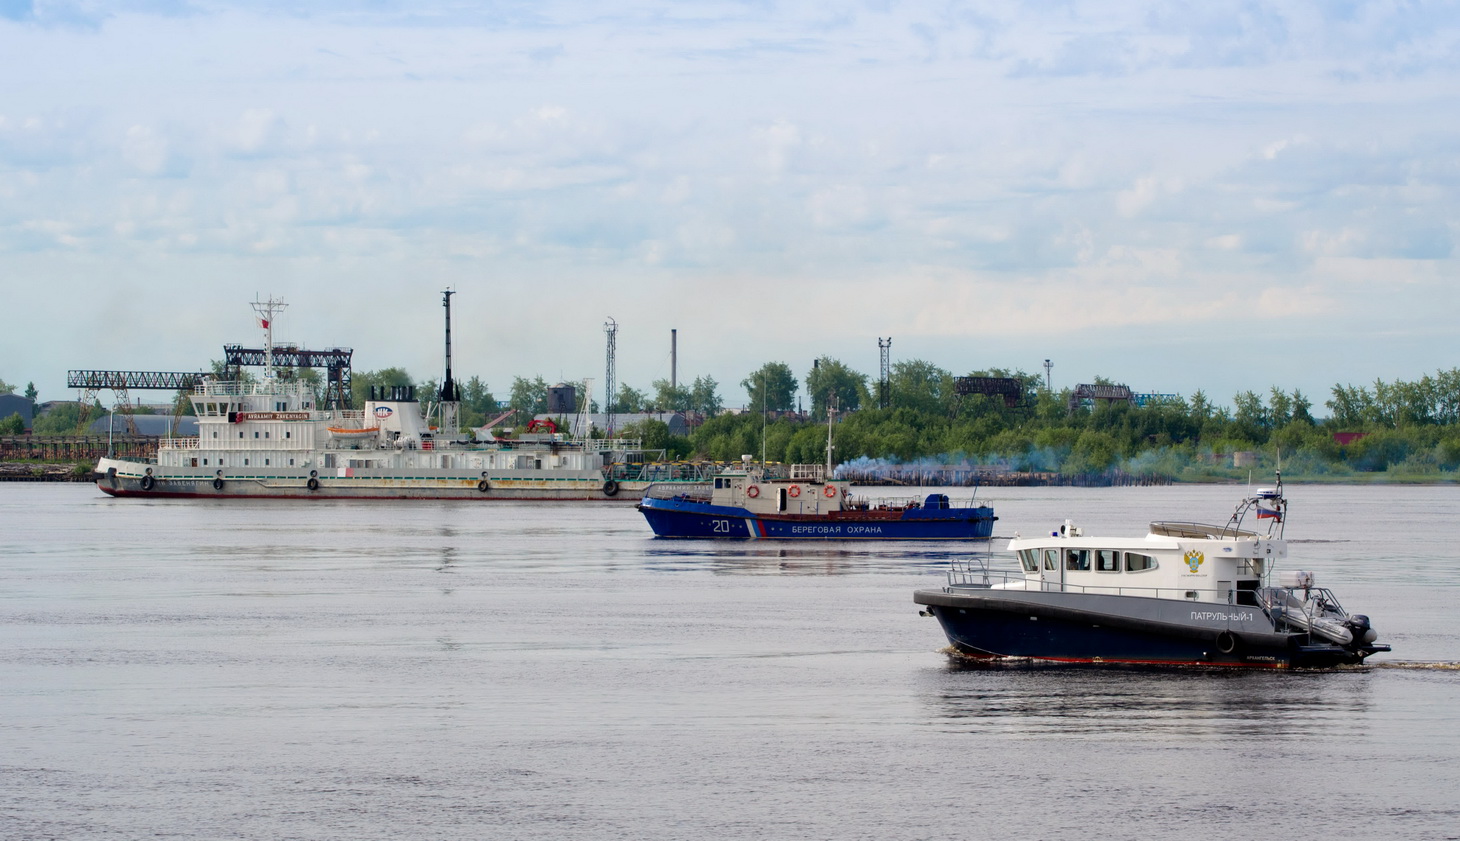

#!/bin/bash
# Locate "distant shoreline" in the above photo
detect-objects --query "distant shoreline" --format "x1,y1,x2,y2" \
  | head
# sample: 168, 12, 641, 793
2, 463, 1455, 486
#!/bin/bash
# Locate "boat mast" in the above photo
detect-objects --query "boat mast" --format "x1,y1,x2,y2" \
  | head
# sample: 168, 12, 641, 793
825, 396, 837, 477
439, 289, 460, 436
250, 296, 287, 381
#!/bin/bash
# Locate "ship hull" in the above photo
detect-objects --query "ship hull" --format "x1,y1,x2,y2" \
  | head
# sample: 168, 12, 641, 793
95, 458, 656, 501
913, 588, 1371, 669
638, 496, 996, 539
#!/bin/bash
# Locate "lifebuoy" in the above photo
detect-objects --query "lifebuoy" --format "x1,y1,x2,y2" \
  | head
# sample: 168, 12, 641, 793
1216, 630, 1241, 655
213, 477, 224, 491
788, 485, 801, 498
140, 475, 156, 491
823, 485, 837, 498
746, 485, 760, 498
309, 470, 318, 479
478, 479, 490, 492
307, 477, 320, 492
602, 479, 620, 497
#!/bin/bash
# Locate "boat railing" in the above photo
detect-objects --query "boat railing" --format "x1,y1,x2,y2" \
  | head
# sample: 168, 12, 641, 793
846, 494, 988, 512
194, 380, 314, 398
643, 482, 712, 502
790, 464, 827, 482
612, 462, 718, 482
158, 437, 201, 450
584, 437, 643, 453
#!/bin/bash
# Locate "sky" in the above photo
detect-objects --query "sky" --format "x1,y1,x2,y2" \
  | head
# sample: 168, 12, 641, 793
3, 1, 1458, 413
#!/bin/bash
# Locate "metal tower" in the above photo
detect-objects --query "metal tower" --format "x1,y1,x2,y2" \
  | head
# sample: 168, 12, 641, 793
604, 317, 618, 435
1044, 358, 1054, 392
878, 337, 892, 409
249, 295, 287, 379
438, 290, 460, 436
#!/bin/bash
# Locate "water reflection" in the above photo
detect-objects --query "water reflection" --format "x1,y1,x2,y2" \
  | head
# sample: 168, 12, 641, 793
640, 544, 969, 575
924, 661, 1376, 741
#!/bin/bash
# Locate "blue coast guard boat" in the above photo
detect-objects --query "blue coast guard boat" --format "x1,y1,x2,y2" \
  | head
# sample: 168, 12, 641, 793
914, 476, 1391, 669
637, 457, 997, 540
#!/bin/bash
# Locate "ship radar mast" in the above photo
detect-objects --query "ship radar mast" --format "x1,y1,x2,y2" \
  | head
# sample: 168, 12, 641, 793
250, 296, 287, 380
439, 289, 460, 436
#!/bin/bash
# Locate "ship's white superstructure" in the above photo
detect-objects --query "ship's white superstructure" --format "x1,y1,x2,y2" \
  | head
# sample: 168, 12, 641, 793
95, 298, 703, 500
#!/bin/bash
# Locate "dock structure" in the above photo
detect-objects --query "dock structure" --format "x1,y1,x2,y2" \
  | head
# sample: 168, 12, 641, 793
67, 370, 209, 434
1068, 383, 1134, 413
0, 435, 159, 464
222, 345, 354, 408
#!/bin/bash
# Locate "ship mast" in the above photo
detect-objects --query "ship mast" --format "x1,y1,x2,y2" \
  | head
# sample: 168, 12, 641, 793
250, 296, 287, 380
439, 290, 460, 436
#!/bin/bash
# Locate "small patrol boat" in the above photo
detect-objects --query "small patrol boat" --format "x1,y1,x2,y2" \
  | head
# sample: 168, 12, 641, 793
914, 476, 1391, 668
637, 456, 996, 539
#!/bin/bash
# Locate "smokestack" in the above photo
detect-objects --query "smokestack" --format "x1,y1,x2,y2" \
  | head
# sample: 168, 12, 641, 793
671, 328, 677, 389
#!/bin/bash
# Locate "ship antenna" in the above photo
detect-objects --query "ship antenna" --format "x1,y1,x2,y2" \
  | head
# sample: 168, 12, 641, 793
438, 290, 461, 436
825, 394, 837, 476
250, 295, 287, 380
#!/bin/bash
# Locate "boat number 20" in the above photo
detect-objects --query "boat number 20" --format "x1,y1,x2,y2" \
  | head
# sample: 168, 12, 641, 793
712, 519, 732, 533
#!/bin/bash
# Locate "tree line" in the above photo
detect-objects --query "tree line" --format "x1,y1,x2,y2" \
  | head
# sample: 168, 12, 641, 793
7, 364, 1460, 478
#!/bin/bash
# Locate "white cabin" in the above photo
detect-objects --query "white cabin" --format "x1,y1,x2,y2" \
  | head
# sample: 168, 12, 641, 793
1004, 520, 1284, 605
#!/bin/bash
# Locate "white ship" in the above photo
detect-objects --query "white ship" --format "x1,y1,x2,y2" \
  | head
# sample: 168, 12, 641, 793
95, 295, 704, 501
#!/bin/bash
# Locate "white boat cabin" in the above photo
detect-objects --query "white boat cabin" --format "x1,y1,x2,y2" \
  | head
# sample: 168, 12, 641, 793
1004, 519, 1284, 605
707, 461, 852, 516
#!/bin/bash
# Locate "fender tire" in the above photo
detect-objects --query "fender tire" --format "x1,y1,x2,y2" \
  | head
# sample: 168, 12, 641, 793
602, 479, 619, 497
140, 475, 156, 491
478, 479, 490, 492
307, 477, 320, 492
212, 477, 224, 491
1216, 630, 1241, 655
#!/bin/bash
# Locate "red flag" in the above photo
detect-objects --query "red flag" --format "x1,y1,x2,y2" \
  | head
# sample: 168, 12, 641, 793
258, 317, 270, 329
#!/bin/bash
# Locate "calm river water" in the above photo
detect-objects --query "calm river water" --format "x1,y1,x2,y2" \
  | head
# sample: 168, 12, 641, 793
2, 482, 1458, 840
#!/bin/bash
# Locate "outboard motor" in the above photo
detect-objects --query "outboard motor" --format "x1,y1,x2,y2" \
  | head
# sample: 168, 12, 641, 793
1345, 614, 1378, 645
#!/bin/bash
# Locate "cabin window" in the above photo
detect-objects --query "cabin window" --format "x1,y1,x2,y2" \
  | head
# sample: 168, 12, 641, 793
239, 431, 244, 439
264, 459, 270, 466
1125, 552, 1157, 572
212, 432, 218, 438
1042, 549, 1059, 571
203, 459, 208, 465
264, 431, 270, 439
1018, 550, 1038, 572
289, 459, 295, 466
1065, 549, 1091, 571
244, 458, 250, 466
285, 431, 291, 439
1096, 550, 1120, 572
254, 431, 260, 439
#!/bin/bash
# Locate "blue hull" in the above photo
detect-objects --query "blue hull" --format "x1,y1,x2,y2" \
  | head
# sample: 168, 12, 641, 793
637, 497, 996, 540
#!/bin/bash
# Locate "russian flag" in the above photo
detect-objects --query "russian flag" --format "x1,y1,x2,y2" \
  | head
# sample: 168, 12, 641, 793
1257, 505, 1282, 521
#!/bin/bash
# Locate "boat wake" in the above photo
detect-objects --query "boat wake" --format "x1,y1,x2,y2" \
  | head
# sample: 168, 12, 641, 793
1370, 660, 1460, 670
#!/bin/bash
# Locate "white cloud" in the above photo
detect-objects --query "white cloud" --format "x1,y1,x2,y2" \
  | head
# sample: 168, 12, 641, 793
2, 1, 1460, 408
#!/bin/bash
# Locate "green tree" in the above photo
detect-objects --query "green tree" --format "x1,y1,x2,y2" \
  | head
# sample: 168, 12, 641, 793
0, 412, 23, 434
31, 401, 91, 434
24, 382, 37, 404
688, 375, 722, 416
805, 357, 868, 420
618, 418, 673, 451
888, 359, 954, 415
741, 362, 797, 412
509, 376, 549, 416
350, 367, 414, 407
611, 383, 648, 413
651, 379, 691, 412
0, 377, 14, 395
